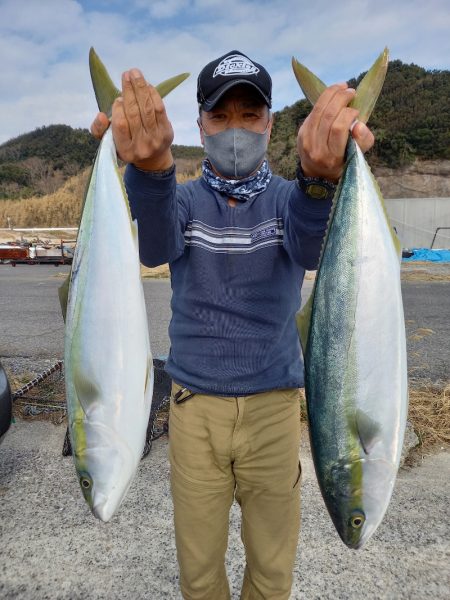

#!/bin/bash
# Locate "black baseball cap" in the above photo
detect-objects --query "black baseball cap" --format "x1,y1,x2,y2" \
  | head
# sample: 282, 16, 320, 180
197, 50, 272, 111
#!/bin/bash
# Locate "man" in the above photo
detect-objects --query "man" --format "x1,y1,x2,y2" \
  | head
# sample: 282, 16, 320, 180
92, 50, 374, 600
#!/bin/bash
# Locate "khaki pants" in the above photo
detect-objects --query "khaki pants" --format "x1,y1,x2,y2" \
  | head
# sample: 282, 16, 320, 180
169, 382, 302, 600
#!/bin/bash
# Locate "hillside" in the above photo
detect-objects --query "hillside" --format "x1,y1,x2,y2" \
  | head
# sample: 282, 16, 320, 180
0, 166, 203, 229
0, 125, 203, 201
1, 59, 449, 209
0, 125, 98, 200
268, 60, 450, 179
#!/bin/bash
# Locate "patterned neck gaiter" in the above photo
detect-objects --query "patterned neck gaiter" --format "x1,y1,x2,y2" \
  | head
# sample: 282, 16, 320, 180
201, 158, 272, 203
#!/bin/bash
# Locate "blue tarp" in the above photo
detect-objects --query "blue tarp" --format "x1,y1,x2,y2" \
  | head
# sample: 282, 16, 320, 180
402, 248, 450, 262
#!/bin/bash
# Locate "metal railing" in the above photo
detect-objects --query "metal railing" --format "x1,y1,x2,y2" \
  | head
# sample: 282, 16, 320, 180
430, 227, 450, 249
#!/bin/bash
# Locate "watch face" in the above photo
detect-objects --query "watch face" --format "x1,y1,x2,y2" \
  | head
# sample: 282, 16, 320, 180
306, 183, 330, 200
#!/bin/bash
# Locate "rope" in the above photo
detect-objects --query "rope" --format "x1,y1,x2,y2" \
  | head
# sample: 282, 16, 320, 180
12, 360, 64, 400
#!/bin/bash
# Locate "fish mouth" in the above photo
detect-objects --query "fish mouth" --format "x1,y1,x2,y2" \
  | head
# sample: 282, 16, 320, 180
92, 499, 114, 522
345, 521, 377, 550
92, 492, 113, 522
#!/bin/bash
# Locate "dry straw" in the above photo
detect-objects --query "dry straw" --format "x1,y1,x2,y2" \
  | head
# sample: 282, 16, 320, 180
408, 383, 450, 450
1, 167, 201, 229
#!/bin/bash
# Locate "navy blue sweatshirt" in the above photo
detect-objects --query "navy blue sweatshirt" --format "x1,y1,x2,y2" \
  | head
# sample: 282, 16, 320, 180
125, 165, 332, 395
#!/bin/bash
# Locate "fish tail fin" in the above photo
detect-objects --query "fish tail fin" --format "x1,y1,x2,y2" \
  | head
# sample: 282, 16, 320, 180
89, 48, 190, 116
156, 73, 190, 98
351, 48, 389, 123
89, 48, 121, 116
291, 48, 389, 123
291, 58, 326, 106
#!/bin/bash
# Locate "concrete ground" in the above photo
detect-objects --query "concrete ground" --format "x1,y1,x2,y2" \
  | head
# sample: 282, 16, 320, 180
1, 263, 449, 599
0, 421, 449, 599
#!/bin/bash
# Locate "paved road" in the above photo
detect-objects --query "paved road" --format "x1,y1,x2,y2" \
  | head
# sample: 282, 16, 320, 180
0, 266, 449, 599
0, 421, 448, 600
0, 265, 172, 361
0, 264, 449, 382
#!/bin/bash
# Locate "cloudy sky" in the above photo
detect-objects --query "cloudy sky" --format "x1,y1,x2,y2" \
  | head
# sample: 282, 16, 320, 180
1, 0, 448, 146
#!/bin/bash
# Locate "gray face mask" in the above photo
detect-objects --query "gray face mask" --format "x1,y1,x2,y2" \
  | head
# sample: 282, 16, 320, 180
202, 126, 269, 179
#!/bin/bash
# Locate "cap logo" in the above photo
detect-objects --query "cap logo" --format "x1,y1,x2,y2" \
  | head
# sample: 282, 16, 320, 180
213, 54, 260, 78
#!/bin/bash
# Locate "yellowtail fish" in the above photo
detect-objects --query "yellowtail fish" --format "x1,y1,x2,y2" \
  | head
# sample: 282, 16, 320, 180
61, 48, 189, 521
293, 49, 408, 548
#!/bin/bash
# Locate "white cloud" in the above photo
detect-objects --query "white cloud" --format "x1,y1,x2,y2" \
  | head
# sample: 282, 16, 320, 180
142, 0, 190, 19
0, 0, 449, 145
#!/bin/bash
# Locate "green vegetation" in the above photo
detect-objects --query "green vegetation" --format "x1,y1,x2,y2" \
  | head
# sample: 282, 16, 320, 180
0, 124, 99, 168
0, 125, 204, 200
1, 60, 448, 199
0, 125, 99, 200
268, 60, 450, 178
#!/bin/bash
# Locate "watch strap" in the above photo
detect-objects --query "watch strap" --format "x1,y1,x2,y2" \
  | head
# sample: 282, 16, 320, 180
296, 163, 337, 201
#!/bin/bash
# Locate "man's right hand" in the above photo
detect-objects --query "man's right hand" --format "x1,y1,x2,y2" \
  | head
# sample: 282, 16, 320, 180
90, 68, 174, 172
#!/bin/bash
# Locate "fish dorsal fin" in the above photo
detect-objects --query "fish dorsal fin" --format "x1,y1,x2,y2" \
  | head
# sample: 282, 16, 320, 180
291, 48, 389, 123
58, 273, 70, 322
355, 409, 382, 455
296, 293, 314, 353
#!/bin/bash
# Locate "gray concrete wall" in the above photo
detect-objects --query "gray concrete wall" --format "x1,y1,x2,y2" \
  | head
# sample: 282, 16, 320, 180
385, 197, 450, 248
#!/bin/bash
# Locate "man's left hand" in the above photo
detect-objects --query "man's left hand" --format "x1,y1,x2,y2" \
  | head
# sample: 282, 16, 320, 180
297, 83, 375, 182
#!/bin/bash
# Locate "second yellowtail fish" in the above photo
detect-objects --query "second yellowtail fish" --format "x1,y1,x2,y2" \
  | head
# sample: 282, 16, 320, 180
61, 48, 189, 522
293, 49, 408, 548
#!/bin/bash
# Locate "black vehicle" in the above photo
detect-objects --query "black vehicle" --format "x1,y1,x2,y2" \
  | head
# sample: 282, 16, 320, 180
0, 360, 12, 441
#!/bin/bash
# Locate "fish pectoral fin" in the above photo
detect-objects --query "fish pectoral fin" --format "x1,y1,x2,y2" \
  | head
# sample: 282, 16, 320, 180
355, 409, 382, 455
73, 366, 100, 413
296, 293, 314, 353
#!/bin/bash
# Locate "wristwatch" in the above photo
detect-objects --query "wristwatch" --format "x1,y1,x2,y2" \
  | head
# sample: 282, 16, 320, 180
296, 163, 337, 201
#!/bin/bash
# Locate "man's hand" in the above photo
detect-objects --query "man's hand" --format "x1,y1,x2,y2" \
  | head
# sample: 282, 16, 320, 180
90, 68, 174, 171
297, 83, 375, 182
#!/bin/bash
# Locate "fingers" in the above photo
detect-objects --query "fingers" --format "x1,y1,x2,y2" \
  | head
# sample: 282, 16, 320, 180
326, 105, 359, 157
122, 70, 144, 140
111, 97, 131, 160
110, 67, 174, 168
307, 83, 349, 130
351, 121, 375, 152
313, 86, 357, 160
123, 69, 169, 136
298, 84, 371, 180
128, 69, 159, 135
90, 112, 110, 139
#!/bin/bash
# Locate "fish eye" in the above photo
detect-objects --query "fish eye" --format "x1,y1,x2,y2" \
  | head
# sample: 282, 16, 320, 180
80, 476, 92, 490
350, 510, 365, 529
